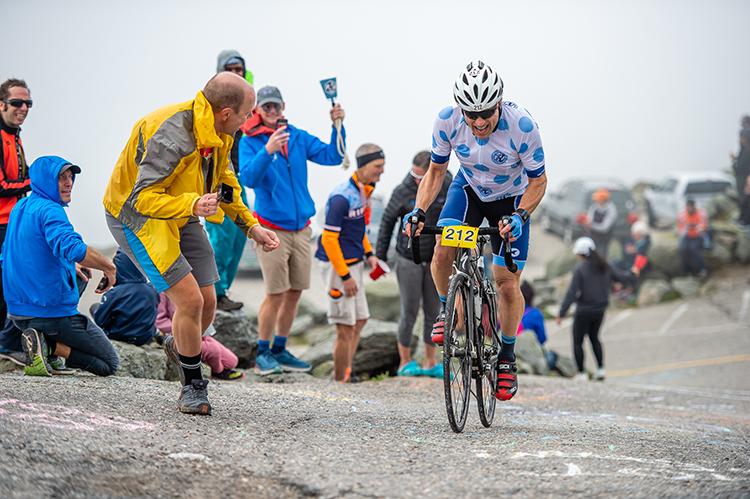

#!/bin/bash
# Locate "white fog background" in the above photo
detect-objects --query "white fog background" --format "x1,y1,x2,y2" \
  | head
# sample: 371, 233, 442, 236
2, 0, 749, 248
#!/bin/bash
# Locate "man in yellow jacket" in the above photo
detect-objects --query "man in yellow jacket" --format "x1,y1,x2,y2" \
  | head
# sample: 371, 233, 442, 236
103, 72, 279, 415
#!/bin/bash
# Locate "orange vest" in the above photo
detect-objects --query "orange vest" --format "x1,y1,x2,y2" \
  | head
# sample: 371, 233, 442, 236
0, 125, 30, 224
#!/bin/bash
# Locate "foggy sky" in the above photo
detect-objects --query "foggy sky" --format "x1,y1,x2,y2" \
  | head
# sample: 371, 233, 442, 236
3, 0, 749, 248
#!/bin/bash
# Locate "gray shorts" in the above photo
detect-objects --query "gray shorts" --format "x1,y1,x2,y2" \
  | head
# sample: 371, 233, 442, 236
105, 210, 219, 292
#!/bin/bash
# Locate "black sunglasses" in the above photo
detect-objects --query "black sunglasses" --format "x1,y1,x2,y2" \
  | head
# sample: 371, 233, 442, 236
2, 99, 33, 109
463, 107, 496, 121
261, 103, 281, 112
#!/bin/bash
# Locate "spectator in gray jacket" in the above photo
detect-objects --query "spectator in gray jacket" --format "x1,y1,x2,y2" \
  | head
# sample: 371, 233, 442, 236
375, 151, 451, 377
585, 189, 618, 258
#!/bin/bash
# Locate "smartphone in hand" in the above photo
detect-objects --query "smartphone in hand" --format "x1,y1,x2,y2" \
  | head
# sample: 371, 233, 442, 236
96, 276, 109, 292
217, 183, 233, 204
276, 118, 288, 129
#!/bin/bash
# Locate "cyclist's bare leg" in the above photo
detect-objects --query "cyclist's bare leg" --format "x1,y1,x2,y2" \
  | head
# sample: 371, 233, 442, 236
493, 264, 524, 346
430, 237, 456, 299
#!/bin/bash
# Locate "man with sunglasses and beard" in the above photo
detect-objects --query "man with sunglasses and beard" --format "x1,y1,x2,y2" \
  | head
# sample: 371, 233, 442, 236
404, 60, 548, 403
0, 79, 33, 365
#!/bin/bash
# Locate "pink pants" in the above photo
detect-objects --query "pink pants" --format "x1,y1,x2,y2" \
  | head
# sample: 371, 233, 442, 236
201, 336, 238, 374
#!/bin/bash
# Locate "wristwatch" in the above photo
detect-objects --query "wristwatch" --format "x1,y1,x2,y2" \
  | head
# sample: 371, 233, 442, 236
514, 208, 530, 224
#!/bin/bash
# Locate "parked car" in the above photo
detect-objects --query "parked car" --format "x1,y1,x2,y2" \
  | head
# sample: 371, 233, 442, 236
538, 179, 639, 245
643, 171, 735, 228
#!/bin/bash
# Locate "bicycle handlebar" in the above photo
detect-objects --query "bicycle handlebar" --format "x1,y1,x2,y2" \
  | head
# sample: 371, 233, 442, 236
407, 217, 518, 273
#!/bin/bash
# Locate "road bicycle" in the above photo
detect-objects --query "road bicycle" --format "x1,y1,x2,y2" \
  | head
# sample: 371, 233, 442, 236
409, 217, 517, 433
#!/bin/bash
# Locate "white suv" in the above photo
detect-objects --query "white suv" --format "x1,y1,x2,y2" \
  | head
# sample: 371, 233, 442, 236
643, 171, 735, 228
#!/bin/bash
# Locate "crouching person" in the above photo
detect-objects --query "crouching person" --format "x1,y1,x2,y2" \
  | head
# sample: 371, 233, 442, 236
1, 156, 119, 376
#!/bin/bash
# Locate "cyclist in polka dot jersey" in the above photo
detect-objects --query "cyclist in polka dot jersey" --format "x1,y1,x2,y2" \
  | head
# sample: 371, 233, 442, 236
404, 60, 548, 402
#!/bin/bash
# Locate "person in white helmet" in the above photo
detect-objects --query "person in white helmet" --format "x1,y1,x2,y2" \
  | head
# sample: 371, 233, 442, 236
404, 60, 548, 402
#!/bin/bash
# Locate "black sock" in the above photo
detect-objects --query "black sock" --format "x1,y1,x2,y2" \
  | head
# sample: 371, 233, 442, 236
45, 338, 57, 356
179, 353, 203, 385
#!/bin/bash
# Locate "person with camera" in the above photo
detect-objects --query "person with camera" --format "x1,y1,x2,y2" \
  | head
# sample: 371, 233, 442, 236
238, 85, 346, 376
103, 72, 279, 415
3, 156, 119, 377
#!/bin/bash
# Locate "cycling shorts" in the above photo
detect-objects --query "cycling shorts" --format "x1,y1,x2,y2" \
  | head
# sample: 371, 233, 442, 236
437, 171, 529, 270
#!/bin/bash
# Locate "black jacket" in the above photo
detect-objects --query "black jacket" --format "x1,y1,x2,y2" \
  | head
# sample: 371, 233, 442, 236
559, 259, 632, 316
375, 170, 452, 263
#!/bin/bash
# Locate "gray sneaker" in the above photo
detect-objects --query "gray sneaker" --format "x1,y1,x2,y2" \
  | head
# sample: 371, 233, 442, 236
48, 355, 75, 375
21, 328, 52, 377
162, 335, 185, 386
177, 379, 212, 415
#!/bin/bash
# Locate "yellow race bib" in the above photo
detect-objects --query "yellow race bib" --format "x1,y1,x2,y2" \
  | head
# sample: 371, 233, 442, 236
440, 226, 478, 248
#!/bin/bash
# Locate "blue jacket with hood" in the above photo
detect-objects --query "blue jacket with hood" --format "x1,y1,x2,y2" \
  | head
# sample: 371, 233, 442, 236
1, 156, 88, 318
238, 122, 345, 231
93, 249, 160, 346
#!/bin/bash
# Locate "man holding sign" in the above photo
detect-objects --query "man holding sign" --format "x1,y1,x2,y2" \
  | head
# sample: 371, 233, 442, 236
404, 60, 547, 402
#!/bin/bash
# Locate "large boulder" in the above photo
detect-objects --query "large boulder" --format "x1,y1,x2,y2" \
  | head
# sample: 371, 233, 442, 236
212, 310, 259, 369
515, 330, 548, 375
300, 319, 413, 378
365, 280, 401, 322
296, 298, 328, 324
112, 341, 180, 381
637, 279, 677, 306
545, 248, 579, 279
671, 277, 702, 299
648, 233, 682, 277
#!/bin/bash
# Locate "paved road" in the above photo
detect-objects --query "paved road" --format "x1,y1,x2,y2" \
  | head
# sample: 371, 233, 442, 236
7, 230, 748, 498
2, 269, 749, 498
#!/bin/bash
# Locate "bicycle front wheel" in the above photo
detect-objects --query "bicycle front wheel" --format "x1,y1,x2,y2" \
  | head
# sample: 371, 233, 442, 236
443, 273, 472, 433
475, 290, 499, 427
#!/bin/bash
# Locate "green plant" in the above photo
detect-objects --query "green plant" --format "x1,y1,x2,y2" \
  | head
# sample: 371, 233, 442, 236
370, 372, 390, 382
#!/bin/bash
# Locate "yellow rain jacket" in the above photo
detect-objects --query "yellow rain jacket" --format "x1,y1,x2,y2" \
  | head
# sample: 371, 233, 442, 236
103, 91, 258, 275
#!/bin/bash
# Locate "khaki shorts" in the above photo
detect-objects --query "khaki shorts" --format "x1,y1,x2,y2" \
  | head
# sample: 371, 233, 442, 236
319, 260, 369, 326
256, 226, 312, 294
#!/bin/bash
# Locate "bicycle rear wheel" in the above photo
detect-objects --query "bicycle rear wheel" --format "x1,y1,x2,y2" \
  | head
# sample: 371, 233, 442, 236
443, 273, 472, 433
475, 288, 499, 427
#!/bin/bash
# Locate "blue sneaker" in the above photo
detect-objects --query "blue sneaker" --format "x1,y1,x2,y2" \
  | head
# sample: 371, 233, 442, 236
423, 364, 444, 379
254, 350, 282, 375
397, 361, 423, 376
271, 349, 311, 373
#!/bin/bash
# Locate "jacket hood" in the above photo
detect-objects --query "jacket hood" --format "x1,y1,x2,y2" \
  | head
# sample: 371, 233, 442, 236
216, 50, 245, 73
29, 155, 76, 206
113, 248, 148, 285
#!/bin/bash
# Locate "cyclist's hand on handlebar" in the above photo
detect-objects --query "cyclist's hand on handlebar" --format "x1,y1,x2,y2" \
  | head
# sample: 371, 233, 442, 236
499, 213, 524, 242
402, 207, 426, 237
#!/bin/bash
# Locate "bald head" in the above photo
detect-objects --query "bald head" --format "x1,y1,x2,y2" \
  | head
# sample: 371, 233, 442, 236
205, 72, 256, 136
204, 72, 254, 114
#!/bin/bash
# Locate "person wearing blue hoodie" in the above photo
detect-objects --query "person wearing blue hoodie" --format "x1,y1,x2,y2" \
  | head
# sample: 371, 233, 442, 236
238, 85, 345, 375
92, 248, 160, 346
2, 156, 119, 377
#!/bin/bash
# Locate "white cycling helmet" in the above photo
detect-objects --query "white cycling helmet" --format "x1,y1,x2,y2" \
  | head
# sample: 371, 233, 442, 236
453, 60, 504, 112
